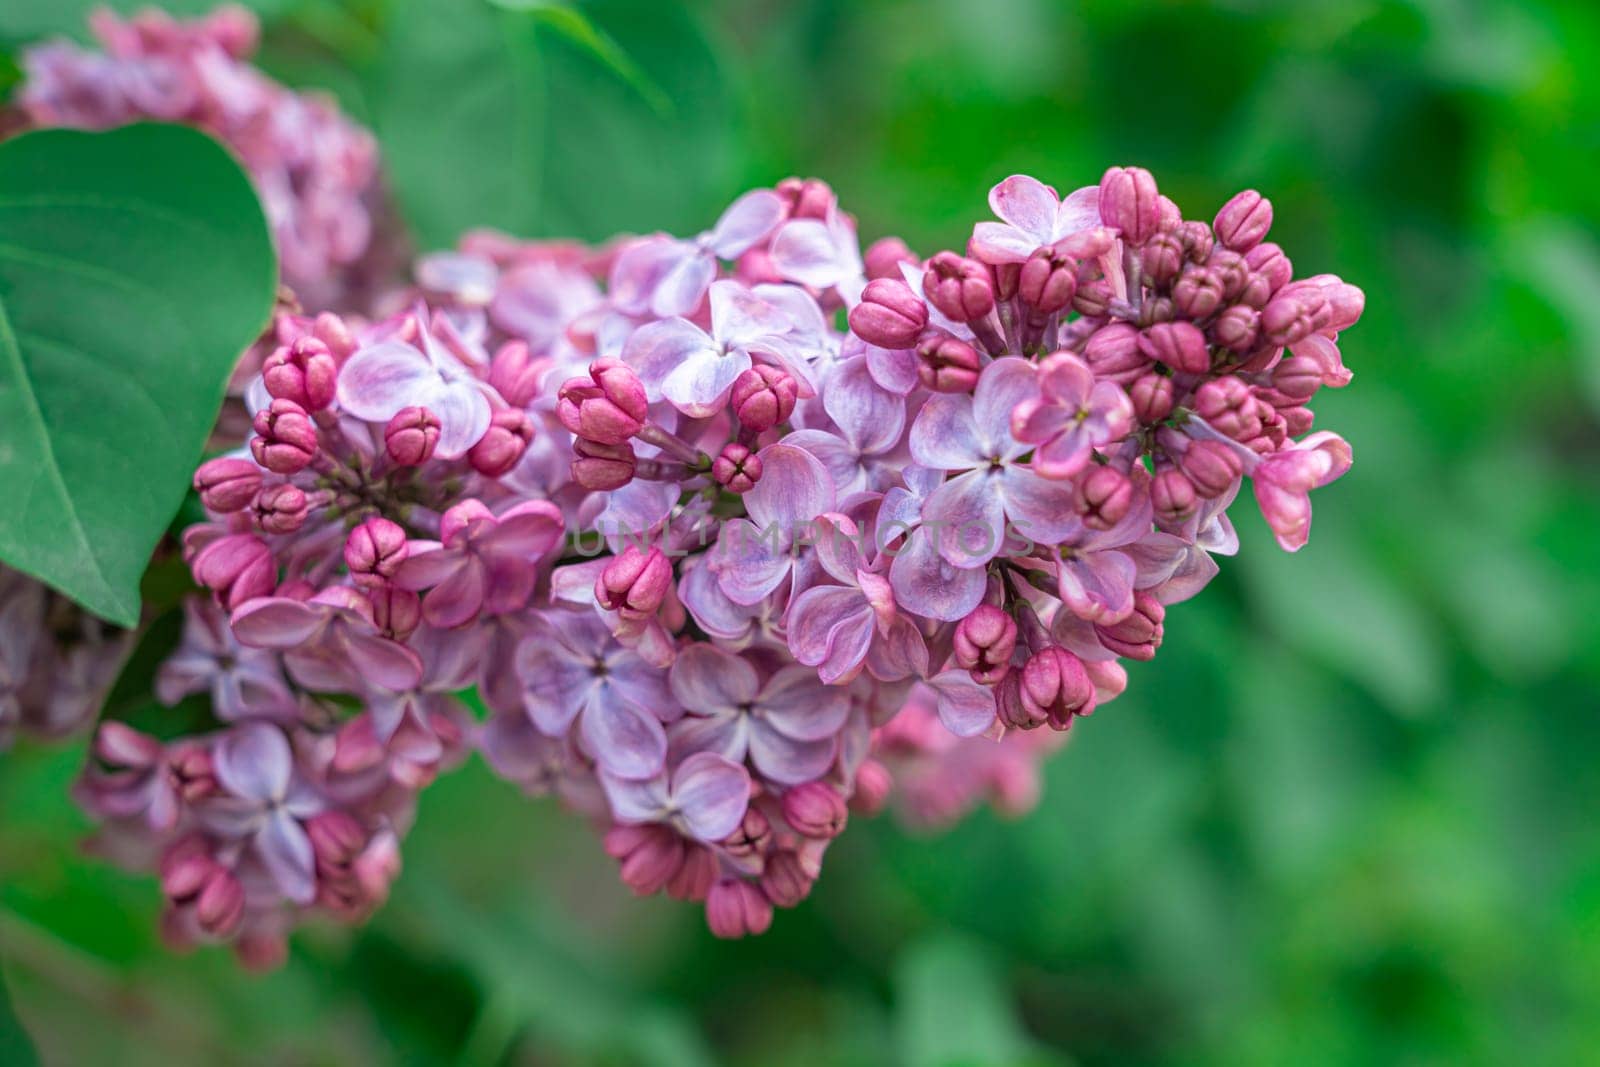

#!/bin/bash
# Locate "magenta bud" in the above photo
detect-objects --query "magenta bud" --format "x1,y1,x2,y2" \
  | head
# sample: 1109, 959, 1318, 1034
1172, 265, 1226, 320
1076, 465, 1134, 530
1140, 231, 1186, 287
385, 406, 441, 466
721, 805, 772, 860
556, 357, 648, 445
1139, 321, 1211, 375
261, 337, 337, 411
192, 533, 275, 610
160, 840, 214, 902
572, 438, 636, 491
1213, 190, 1273, 252
713, 441, 763, 493
760, 850, 814, 909
250, 398, 318, 474
1244, 242, 1293, 291
850, 759, 892, 815
1313, 276, 1365, 331
345, 517, 408, 584
776, 176, 834, 220
667, 844, 718, 902
1178, 220, 1215, 263
1179, 439, 1244, 498
916, 331, 982, 393
468, 407, 534, 477
1096, 592, 1165, 660
1206, 249, 1250, 301
863, 236, 916, 281
735, 246, 783, 285
307, 810, 366, 874
729, 364, 798, 433
169, 745, 217, 802
369, 584, 421, 641
706, 879, 773, 939
1193, 376, 1260, 441
990, 260, 1021, 302
1211, 304, 1261, 353
194, 457, 262, 513
251, 484, 309, 535
1017, 243, 1079, 314
1083, 322, 1149, 385
489, 340, 544, 407
922, 251, 995, 323
1129, 372, 1176, 424
1282, 406, 1315, 435
849, 278, 928, 349
94, 721, 163, 768
953, 604, 1018, 684
1270, 355, 1323, 402
1098, 165, 1160, 244
1261, 291, 1323, 347
604, 824, 685, 897
1018, 646, 1095, 730
194, 867, 245, 937
1151, 469, 1199, 524
781, 781, 848, 839
1072, 278, 1114, 318
1236, 271, 1275, 309
597, 545, 672, 620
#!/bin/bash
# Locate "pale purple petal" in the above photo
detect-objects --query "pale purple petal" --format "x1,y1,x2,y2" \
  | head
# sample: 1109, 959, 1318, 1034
392, 543, 461, 591
970, 221, 1042, 264
745, 443, 835, 526
229, 598, 327, 649
748, 725, 836, 786
669, 644, 760, 715
661, 347, 750, 417
258, 809, 316, 905
785, 429, 867, 499
581, 696, 668, 780
786, 584, 874, 683
997, 468, 1082, 545
926, 671, 998, 738
336, 341, 437, 422
420, 556, 487, 628
988, 175, 1060, 242
518, 642, 594, 736
423, 379, 493, 459
923, 470, 1008, 568
712, 518, 793, 606
759, 665, 852, 741
770, 218, 847, 288
622, 318, 718, 400
343, 631, 424, 691
908, 394, 987, 470
652, 251, 717, 318
1053, 185, 1102, 238
710, 280, 795, 346
214, 722, 290, 803
825, 356, 905, 455
599, 770, 668, 824
972, 357, 1039, 456
672, 751, 751, 841
1058, 550, 1137, 624
708, 189, 785, 258
887, 530, 986, 621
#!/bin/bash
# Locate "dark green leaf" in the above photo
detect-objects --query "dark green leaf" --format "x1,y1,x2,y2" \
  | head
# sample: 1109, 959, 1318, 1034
0, 124, 276, 625
0, 966, 38, 1067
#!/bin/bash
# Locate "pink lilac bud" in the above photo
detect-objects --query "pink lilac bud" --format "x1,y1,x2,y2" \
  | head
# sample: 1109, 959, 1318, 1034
1282, 406, 1315, 436
345, 518, 408, 584
990, 260, 1021, 302
850, 278, 928, 349
735, 247, 783, 285
1206, 250, 1250, 301
1096, 592, 1165, 660
997, 672, 1047, 731
667, 844, 718, 902
1312, 276, 1365, 331
1017, 243, 1079, 314
1244, 242, 1292, 291
94, 721, 163, 768
556, 358, 648, 445
916, 332, 982, 393
385, 406, 441, 466
195, 867, 245, 937
251, 484, 309, 535
781, 781, 848, 839
1193, 376, 1260, 441
597, 546, 672, 620
468, 408, 534, 477
777, 176, 834, 219
1262, 289, 1325, 347
1172, 265, 1226, 320
1076, 465, 1135, 530
721, 805, 772, 860
1018, 647, 1095, 730
1141, 231, 1186, 287
1129, 372, 1175, 424
194, 457, 261, 513
729, 364, 798, 432
169, 744, 217, 802
1212, 304, 1261, 353
489, 341, 544, 408
953, 604, 1018, 684
1236, 271, 1274, 309
850, 759, 892, 815
1151, 469, 1198, 524
760, 850, 814, 908
922, 252, 995, 323
1179, 439, 1244, 498
261, 337, 337, 411
250, 398, 318, 474
572, 438, 636, 491
1214, 190, 1273, 252
369, 584, 421, 641
1072, 278, 1114, 318
713, 441, 763, 493
604, 824, 685, 896
1139, 321, 1210, 375
706, 879, 773, 938
192, 533, 275, 610
864, 237, 917, 281
1083, 322, 1148, 384
1179, 221, 1215, 263
1270, 355, 1323, 402
1099, 166, 1160, 244
307, 810, 366, 875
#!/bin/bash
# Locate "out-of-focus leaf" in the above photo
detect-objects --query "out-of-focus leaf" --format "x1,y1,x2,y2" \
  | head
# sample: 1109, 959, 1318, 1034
0, 966, 38, 1067
1510, 222, 1600, 418
0, 0, 292, 44
374, 0, 739, 250
894, 933, 1063, 1067
0, 125, 276, 625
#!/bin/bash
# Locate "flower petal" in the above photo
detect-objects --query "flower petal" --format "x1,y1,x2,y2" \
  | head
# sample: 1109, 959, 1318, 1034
672, 751, 751, 842
581, 695, 668, 780
709, 189, 785, 258
887, 528, 986, 621
908, 393, 987, 471
925, 671, 998, 738
214, 721, 291, 803
759, 665, 852, 741
746, 442, 836, 527
988, 175, 1059, 242
622, 318, 718, 401
336, 340, 437, 422
669, 644, 760, 714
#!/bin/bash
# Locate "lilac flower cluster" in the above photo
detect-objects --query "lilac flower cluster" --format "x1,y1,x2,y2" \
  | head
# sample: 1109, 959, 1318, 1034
63, 167, 1359, 958
19, 5, 380, 295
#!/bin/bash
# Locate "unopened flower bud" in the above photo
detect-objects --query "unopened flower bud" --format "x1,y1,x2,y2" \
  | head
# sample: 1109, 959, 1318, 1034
468, 408, 534, 477
1099, 165, 1160, 244
1095, 591, 1165, 660
1193, 376, 1260, 441
1072, 278, 1114, 318
557, 358, 647, 444
250, 398, 318, 474
850, 759, 892, 815
385, 406, 441, 466
1017, 243, 1079, 314
1179, 439, 1244, 498
781, 781, 848, 839
667, 844, 718, 902
597, 545, 672, 620
1244, 242, 1292, 291
1236, 271, 1274, 309
706, 879, 773, 938
916, 331, 982, 393
345, 517, 408, 584
369, 584, 421, 641
989, 260, 1021, 302
261, 337, 337, 411
1178, 220, 1214, 263
1139, 321, 1211, 375
1211, 304, 1260, 353
922, 252, 995, 323
192, 533, 275, 610
94, 721, 163, 768
307, 810, 367, 875
1172, 265, 1226, 319
863, 237, 916, 281
1311, 276, 1365, 331
760, 850, 814, 908
169, 744, 217, 802
194, 866, 245, 937
776, 176, 834, 219
604, 824, 685, 897
1076, 465, 1134, 530
489, 340, 544, 407
194, 457, 262, 513
1151, 469, 1198, 524
1261, 290, 1323, 347
1129, 372, 1175, 424
729, 364, 798, 432
1083, 322, 1148, 384
1018, 646, 1095, 730
850, 278, 928, 349
713, 441, 763, 493
572, 438, 636, 490
953, 604, 1018, 684
1270, 355, 1323, 402
251, 484, 309, 535
1140, 231, 1186, 287
1213, 189, 1273, 252
1207, 249, 1250, 301
721, 805, 772, 860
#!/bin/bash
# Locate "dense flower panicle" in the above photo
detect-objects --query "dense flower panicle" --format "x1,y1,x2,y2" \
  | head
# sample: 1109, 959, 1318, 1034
18, 5, 380, 296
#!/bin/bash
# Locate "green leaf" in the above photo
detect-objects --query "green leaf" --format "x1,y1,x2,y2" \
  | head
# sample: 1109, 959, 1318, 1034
0, 966, 38, 1067
374, 0, 739, 250
0, 0, 291, 45
0, 125, 276, 625
894, 933, 1062, 1067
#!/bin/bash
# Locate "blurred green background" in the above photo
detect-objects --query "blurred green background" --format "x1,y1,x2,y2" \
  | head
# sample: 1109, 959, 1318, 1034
4, 0, 1600, 1063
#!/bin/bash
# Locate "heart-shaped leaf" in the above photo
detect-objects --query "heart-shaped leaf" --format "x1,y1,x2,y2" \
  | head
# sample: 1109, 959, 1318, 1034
0, 124, 276, 626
